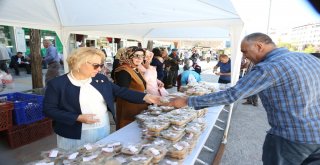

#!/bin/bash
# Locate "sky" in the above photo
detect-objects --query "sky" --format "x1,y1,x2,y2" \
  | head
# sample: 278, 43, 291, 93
231, 0, 320, 33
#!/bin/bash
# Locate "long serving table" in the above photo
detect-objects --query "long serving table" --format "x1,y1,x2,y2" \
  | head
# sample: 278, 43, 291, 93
96, 105, 225, 164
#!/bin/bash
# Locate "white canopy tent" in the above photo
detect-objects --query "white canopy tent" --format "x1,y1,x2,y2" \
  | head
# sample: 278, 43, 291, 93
0, 0, 244, 84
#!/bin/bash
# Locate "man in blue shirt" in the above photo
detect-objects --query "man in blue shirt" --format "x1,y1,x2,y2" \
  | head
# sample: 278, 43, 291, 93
43, 39, 61, 84
168, 33, 320, 165
213, 54, 231, 84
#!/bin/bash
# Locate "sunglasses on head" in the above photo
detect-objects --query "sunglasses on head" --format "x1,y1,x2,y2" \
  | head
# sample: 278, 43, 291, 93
87, 62, 104, 69
128, 46, 139, 51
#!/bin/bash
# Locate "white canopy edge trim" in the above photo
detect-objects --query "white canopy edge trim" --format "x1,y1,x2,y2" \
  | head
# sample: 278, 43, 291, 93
63, 19, 243, 30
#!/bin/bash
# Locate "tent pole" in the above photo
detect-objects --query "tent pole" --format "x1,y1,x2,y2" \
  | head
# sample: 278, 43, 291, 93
267, 0, 272, 34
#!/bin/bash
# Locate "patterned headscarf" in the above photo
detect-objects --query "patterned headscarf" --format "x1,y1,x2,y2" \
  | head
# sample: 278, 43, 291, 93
119, 46, 145, 67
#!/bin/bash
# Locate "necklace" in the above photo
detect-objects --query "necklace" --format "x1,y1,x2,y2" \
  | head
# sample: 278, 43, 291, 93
70, 71, 80, 80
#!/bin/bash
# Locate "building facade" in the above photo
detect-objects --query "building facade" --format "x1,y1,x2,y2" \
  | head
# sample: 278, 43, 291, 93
291, 22, 320, 51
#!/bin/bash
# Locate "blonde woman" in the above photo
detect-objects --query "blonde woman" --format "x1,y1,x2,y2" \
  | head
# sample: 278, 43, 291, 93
43, 47, 160, 151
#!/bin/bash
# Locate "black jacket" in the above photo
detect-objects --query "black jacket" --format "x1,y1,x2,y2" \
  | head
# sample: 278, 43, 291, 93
9, 55, 28, 67
43, 73, 147, 139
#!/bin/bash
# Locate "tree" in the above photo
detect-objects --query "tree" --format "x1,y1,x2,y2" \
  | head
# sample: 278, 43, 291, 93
147, 40, 153, 51
30, 29, 43, 89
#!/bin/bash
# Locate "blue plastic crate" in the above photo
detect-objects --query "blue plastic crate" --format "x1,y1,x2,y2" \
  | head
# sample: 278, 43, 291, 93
0, 92, 44, 125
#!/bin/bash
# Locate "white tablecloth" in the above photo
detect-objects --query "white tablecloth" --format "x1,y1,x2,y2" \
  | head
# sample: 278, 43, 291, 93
96, 105, 224, 164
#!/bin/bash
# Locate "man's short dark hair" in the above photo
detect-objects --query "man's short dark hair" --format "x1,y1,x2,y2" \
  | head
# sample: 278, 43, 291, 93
244, 32, 275, 45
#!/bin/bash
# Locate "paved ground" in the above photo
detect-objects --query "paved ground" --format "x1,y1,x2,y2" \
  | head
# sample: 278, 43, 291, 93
191, 63, 267, 165
221, 100, 269, 165
0, 60, 270, 165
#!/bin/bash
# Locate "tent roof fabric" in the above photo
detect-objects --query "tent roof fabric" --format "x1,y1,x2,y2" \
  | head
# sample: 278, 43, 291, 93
0, 0, 243, 40
56, 0, 239, 26
0, 0, 244, 83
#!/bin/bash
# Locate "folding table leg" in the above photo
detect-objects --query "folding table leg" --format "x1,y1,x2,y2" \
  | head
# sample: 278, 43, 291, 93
203, 145, 214, 152
217, 118, 225, 123
196, 158, 208, 165
214, 125, 224, 131
223, 108, 229, 112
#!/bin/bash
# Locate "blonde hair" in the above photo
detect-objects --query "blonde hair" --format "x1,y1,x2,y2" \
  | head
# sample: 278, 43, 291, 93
66, 47, 105, 71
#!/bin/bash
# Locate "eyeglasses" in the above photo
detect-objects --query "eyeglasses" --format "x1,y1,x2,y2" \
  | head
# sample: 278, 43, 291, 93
87, 62, 104, 69
132, 53, 145, 59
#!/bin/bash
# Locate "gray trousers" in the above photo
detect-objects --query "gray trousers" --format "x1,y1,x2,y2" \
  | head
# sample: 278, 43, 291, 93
262, 133, 320, 165
45, 62, 60, 84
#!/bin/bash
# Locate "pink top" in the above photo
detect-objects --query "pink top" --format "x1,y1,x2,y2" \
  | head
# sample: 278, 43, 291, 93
138, 65, 168, 96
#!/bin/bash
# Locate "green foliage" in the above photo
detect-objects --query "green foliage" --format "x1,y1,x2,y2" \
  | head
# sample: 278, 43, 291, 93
277, 42, 297, 51
303, 44, 316, 53
277, 42, 318, 53
217, 49, 224, 55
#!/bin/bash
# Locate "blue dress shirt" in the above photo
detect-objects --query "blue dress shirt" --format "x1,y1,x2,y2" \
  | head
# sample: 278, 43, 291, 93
44, 45, 60, 63
189, 48, 320, 144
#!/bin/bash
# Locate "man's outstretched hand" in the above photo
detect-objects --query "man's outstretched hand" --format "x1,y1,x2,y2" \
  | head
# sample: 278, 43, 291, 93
166, 97, 188, 108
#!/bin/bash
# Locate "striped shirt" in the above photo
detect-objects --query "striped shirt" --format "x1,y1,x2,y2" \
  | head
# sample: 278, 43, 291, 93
188, 48, 320, 144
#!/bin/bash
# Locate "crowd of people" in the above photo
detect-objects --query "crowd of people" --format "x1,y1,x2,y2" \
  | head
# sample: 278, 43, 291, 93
3, 32, 320, 164
39, 38, 236, 153
42, 45, 212, 151
44, 33, 320, 164
0, 42, 213, 90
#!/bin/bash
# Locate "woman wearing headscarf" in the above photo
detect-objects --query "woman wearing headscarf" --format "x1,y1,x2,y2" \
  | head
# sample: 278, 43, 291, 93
114, 46, 148, 129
